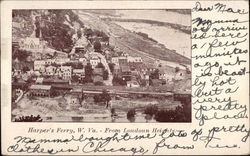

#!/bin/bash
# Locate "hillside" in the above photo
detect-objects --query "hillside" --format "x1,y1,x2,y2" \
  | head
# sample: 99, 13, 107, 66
12, 10, 191, 65
76, 10, 191, 65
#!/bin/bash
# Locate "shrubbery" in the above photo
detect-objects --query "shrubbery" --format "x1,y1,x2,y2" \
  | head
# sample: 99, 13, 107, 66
14, 115, 43, 122
144, 105, 158, 116
127, 108, 136, 122
143, 104, 191, 122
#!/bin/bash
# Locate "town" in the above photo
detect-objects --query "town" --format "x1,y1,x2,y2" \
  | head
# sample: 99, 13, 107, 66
12, 10, 191, 122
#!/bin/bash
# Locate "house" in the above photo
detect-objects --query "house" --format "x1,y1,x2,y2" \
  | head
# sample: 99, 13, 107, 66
35, 77, 44, 84
29, 84, 52, 97
127, 56, 142, 63
34, 60, 45, 72
43, 78, 69, 85
118, 57, 128, 66
73, 69, 85, 79
127, 80, 140, 88
55, 66, 72, 80
111, 57, 119, 65
121, 52, 129, 57
45, 65, 57, 76
55, 58, 70, 65
53, 51, 68, 58
120, 65, 131, 81
79, 58, 87, 65
44, 59, 55, 66
61, 66, 72, 80
19, 37, 47, 52
90, 57, 101, 68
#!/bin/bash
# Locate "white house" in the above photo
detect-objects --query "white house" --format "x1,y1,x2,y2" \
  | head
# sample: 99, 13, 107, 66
55, 58, 70, 65
60, 66, 72, 80
127, 56, 142, 63
90, 57, 101, 68
73, 69, 85, 79
19, 37, 47, 52
111, 57, 119, 65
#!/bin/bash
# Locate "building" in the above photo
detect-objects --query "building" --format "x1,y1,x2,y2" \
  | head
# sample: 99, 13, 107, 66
120, 52, 129, 57
120, 65, 131, 81
55, 58, 70, 65
111, 57, 119, 65
127, 56, 142, 63
79, 58, 87, 66
73, 69, 85, 79
90, 57, 101, 68
60, 66, 72, 80
35, 77, 44, 84
34, 60, 45, 72
29, 84, 52, 97
45, 65, 57, 76
19, 37, 47, 52
118, 57, 128, 66
44, 59, 55, 66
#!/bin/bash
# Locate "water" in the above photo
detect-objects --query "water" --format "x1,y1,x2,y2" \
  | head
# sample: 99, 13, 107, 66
114, 21, 191, 58
116, 10, 191, 27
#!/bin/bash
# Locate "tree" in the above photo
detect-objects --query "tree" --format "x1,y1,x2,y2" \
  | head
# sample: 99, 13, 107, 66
108, 63, 115, 73
84, 28, 93, 38
144, 105, 158, 116
14, 50, 30, 62
84, 63, 93, 83
127, 108, 136, 122
93, 40, 102, 52
72, 75, 80, 83
14, 115, 42, 122
175, 67, 180, 73
102, 89, 111, 108
149, 69, 160, 80
35, 16, 41, 38
103, 70, 109, 80
112, 76, 127, 86
77, 29, 82, 39
22, 66, 30, 73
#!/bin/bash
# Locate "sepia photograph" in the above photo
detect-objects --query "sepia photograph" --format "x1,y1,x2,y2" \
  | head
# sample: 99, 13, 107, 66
11, 9, 191, 122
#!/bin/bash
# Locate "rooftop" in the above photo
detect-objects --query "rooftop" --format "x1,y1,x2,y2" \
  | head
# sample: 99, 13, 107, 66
30, 84, 51, 90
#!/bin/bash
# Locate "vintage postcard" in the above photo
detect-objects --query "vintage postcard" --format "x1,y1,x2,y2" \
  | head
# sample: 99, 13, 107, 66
1, 0, 249, 155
